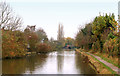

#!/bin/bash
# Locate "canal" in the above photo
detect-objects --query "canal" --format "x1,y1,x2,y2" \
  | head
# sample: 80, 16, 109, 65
2, 50, 96, 74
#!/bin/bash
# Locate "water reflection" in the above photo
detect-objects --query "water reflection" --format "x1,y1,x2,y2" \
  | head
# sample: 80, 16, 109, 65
2, 50, 96, 74
75, 52, 96, 74
57, 51, 64, 73
2, 54, 48, 74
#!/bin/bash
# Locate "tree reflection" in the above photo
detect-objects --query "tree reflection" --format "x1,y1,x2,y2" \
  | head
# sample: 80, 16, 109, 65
57, 51, 64, 73
2, 54, 48, 74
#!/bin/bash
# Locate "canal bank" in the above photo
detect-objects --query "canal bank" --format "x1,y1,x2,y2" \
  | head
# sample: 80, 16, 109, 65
75, 49, 119, 75
2, 50, 54, 59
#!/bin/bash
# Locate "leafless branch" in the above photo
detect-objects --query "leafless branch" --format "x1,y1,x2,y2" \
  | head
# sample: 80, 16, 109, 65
0, 2, 22, 30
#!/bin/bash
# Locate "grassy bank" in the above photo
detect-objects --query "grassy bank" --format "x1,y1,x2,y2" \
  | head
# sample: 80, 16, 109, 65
89, 51, 120, 68
76, 49, 118, 74
87, 53, 117, 74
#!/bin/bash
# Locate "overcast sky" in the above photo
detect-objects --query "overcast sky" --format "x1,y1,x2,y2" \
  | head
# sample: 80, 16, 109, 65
2, 0, 119, 40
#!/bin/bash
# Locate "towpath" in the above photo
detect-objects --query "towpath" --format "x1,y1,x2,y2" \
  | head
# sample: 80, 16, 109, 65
86, 52, 120, 75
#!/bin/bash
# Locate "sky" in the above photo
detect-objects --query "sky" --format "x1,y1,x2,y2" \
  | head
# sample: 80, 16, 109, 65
1, 0, 119, 40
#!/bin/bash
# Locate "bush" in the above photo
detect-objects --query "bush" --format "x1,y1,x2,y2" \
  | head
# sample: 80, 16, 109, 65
2, 30, 27, 58
108, 32, 115, 39
103, 37, 119, 57
36, 43, 51, 53
92, 41, 101, 52
25, 32, 38, 52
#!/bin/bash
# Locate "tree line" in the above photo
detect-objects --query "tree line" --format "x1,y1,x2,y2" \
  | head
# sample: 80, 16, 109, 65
0, 2, 57, 58
0, 2, 75, 58
75, 13, 120, 57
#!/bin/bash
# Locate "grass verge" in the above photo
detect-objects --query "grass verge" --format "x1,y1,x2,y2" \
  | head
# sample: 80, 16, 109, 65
94, 53, 120, 68
87, 53, 119, 75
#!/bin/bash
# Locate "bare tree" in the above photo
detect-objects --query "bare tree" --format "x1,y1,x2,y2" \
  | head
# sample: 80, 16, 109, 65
8, 16, 22, 30
0, 2, 22, 30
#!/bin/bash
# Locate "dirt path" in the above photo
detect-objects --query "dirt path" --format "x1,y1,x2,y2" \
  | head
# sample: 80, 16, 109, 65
86, 52, 120, 75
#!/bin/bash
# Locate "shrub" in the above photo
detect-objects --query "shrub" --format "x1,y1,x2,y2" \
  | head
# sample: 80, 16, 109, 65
2, 30, 27, 58
103, 37, 119, 57
36, 43, 51, 53
92, 41, 101, 52
25, 32, 38, 52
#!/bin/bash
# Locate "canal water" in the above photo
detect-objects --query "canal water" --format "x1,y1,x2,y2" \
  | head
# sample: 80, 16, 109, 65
2, 50, 96, 74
